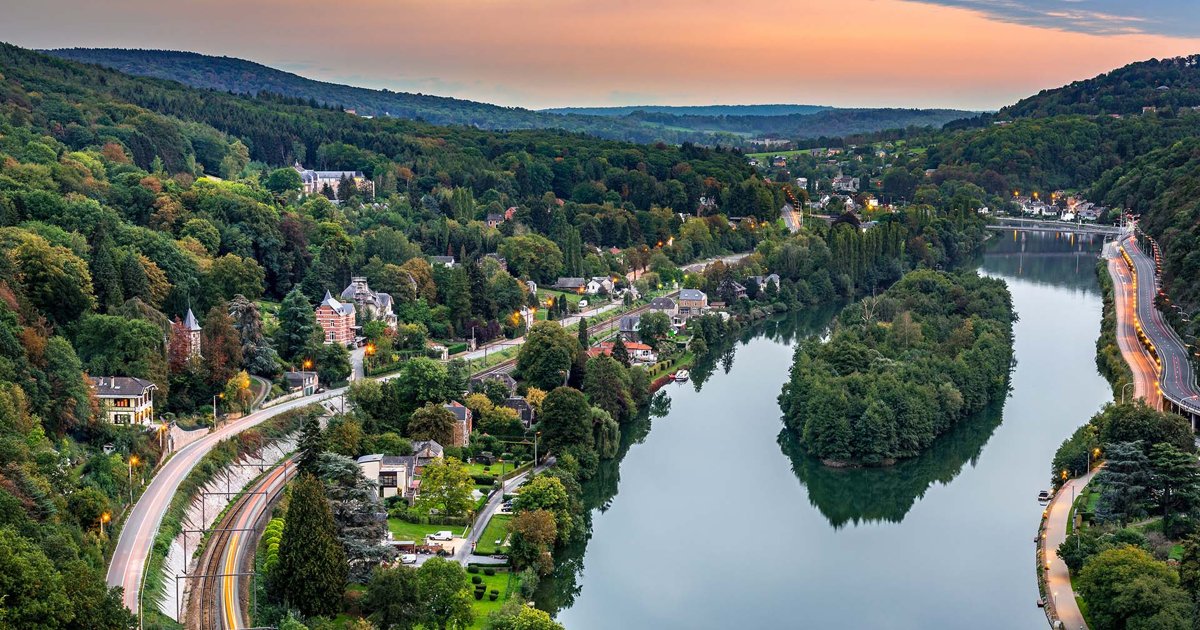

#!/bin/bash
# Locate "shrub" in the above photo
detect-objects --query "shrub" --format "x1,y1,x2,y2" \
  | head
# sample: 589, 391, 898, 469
466, 565, 479, 574
474, 590, 484, 600
489, 589, 499, 595
484, 568, 496, 576
471, 575, 482, 585
489, 592, 499, 601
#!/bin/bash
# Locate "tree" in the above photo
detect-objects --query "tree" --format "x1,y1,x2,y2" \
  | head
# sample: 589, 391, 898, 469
1095, 402, 1195, 455
416, 557, 474, 630
75, 314, 167, 389
576, 317, 589, 350
203, 304, 243, 387
610, 336, 631, 368
1150, 442, 1200, 538
488, 602, 565, 630
363, 566, 420, 630
1096, 441, 1154, 524
408, 403, 457, 446
229, 294, 279, 377
0, 527, 74, 628
274, 473, 348, 617
277, 288, 317, 363
315, 453, 396, 581
539, 387, 594, 458
415, 457, 474, 518
509, 509, 558, 575
517, 322, 578, 390
1077, 546, 1193, 630
223, 370, 254, 414
637, 311, 672, 348
206, 254, 266, 303
314, 341, 351, 385
583, 355, 633, 422
499, 234, 563, 284
296, 414, 324, 474
265, 167, 303, 194
394, 358, 452, 414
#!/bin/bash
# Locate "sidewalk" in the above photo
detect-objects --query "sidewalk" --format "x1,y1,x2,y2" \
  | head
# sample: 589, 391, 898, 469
1041, 470, 1096, 630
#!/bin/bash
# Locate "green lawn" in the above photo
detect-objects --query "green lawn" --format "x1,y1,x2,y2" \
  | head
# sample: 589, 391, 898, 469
387, 518, 463, 543
467, 570, 515, 628
475, 514, 512, 556
466, 462, 499, 479
538, 288, 584, 307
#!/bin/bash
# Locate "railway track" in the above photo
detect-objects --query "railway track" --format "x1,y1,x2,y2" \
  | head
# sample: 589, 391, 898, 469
191, 459, 294, 629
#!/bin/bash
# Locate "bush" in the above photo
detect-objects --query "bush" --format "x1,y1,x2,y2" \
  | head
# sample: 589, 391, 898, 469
471, 575, 482, 585
467, 566, 479, 574
489, 592, 499, 601
489, 589, 499, 595
474, 590, 484, 600
484, 568, 496, 576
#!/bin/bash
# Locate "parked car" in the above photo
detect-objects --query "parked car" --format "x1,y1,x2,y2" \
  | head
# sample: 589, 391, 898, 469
400, 554, 417, 564
578, 300, 588, 308
429, 530, 454, 541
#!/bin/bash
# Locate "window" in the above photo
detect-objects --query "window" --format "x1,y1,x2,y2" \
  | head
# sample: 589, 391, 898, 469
380, 472, 398, 487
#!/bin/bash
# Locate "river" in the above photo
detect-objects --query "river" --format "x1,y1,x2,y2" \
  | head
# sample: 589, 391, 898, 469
538, 230, 1114, 629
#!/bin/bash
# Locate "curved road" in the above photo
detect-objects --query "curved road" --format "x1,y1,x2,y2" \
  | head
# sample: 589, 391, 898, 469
1043, 470, 1097, 630
1105, 242, 1158, 403
1120, 234, 1200, 415
106, 389, 344, 619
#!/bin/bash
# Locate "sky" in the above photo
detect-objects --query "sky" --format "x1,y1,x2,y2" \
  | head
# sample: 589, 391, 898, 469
3, 0, 1199, 111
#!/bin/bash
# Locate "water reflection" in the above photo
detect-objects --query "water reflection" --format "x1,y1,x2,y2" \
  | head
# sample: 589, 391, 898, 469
779, 403, 1004, 528
978, 230, 1107, 293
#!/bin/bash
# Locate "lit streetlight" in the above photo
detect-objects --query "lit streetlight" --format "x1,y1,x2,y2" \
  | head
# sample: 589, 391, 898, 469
99, 511, 111, 537
128, 455, 140, 504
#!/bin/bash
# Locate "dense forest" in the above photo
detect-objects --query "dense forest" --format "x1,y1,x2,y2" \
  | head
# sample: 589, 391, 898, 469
999, 55, 1200, 118
43, 48, 974, 146
778, 270, 1014, 465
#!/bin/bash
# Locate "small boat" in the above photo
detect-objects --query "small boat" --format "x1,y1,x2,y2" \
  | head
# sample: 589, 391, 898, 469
674, 369, 690, 382
1037, 490, 1051, 503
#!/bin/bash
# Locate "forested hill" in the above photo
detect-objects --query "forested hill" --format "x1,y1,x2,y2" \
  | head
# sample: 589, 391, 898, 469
43, 48, 972, 144
998, 55, 1200, 118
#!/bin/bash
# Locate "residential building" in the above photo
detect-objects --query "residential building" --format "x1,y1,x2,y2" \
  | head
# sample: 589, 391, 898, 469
443, 401, 473, 447
483, 253, 508, 272
340, 276, 396, 327
285, 371, 319, 395
678, 289, 709, 318
618, 314, 641, 341
503, 397, 536, 428
832, 175, 860, 193
357, 454, 411, 500
587, 276, 614, 295
412, 440, 445, 466
183, 307, 202, 360
430, 256, 456, 268
554, 277, 587, 292
90, 377, 157, 426
469, 372, 518, 395
294, 162, 375, 199
486, 213, 506, 228
316, 291, 356, 346
795, 177, 809, 190
648, 297, 677, 315
748, 274, 781, 292
586, 340, 657, 364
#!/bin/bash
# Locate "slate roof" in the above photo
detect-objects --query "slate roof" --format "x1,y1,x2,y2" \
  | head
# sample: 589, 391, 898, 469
183, 308, 201, 332
649, 297, 677, 310
319, 291, 355, 316
679, 289, 707, 301
90, 376, 157, 397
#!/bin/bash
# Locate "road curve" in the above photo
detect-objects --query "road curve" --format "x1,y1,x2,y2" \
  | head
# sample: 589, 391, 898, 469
106, 389, 343, 618
1120, 234, 1200, 415
1105, 244, 1158, 403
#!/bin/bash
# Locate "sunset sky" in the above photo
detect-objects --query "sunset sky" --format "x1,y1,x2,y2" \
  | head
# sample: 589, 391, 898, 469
4, 0, 1199, 110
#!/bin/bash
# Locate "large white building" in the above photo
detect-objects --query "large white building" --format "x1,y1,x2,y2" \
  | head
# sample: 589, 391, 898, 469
293, 163, 375, 199
340, 276, 396, 327
90, 377, 157, 426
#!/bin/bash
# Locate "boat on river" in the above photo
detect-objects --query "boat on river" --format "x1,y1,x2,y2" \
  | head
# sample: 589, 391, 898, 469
673, 370, 690, 382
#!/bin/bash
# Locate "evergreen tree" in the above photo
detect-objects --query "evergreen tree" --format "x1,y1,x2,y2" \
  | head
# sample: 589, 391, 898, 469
611, 336, 631, 367
1150, 442, 1200, 538
275, 473, 347, 617
277, 288, 317, 363
1095, 441, 1153, 524
297, 414, 325, 474
577, 316, 589, 350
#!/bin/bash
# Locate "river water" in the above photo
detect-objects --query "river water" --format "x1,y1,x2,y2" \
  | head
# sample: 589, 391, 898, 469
538, 231, 1114, 629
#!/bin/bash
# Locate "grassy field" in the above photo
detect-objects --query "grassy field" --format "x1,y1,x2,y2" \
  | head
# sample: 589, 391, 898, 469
475, 514, 512, 556
387, 518, 465, 543
467, 570, 516, 628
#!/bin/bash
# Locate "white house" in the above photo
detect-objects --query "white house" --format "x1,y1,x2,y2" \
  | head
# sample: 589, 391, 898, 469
357, 454, 411, 500
90, 377, 157, 426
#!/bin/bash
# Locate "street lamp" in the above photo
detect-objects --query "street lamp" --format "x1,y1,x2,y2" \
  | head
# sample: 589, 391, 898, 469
128, 455, 140, 504
99, 511, 111, 537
